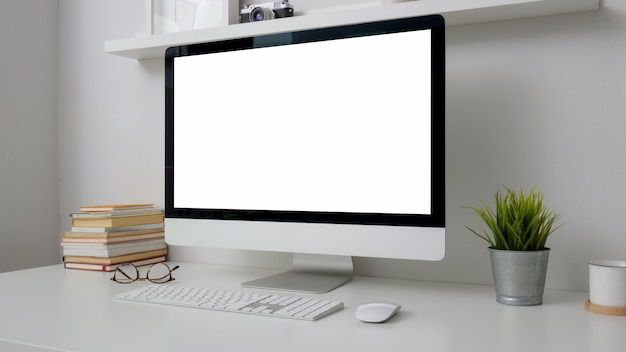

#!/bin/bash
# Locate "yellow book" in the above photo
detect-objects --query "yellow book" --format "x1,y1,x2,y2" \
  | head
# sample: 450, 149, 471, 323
71, 214, 164, 228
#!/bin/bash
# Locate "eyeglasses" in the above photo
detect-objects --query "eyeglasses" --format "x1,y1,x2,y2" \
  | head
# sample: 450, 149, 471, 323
111, 262, 179, 284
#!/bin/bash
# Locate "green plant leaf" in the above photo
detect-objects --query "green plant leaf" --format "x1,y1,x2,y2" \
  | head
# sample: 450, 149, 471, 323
465, 186, 563, 251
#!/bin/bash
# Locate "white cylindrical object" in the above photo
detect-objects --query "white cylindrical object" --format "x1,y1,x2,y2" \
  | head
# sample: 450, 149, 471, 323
589, 260, 626, 307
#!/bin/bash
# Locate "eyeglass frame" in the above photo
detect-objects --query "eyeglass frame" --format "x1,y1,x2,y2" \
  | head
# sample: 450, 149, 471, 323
110, 262, 180, 284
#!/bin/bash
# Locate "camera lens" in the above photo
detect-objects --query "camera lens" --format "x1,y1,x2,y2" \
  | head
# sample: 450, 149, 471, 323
250, 7, 274, 21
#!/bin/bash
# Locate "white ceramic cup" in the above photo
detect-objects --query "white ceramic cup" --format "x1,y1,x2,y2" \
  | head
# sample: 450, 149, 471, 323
589, 260, 626, 307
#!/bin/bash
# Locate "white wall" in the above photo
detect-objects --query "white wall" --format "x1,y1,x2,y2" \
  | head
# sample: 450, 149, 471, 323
58, 1, 162, 223
50, 0, 626, 291
0, 0, 60, 272
359, 2, 626, 290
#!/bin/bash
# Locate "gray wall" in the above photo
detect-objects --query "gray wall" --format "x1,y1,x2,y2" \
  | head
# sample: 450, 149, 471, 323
0, 0, 59, 272
3, 1, 625, 292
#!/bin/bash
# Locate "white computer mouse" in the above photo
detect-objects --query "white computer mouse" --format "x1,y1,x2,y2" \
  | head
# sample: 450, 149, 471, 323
355, 302, 401, 323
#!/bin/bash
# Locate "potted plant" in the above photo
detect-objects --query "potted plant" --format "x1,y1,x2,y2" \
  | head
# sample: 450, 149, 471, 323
466, 186, 563, 306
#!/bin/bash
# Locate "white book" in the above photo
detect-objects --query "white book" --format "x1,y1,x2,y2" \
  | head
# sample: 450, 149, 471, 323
70, 208, 164, 219
71, 223, 164, 233
61, 232, 165, 244
62, 239, 167, 258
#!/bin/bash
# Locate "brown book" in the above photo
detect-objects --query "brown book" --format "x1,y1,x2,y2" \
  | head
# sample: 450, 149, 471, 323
61, 232, 164, 244
71, 213, 164, 228
63, 248, 168, 265
63, 256, 166, 272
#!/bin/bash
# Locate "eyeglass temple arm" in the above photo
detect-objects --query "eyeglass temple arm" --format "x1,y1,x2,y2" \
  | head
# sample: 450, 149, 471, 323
162, 265, 180, 282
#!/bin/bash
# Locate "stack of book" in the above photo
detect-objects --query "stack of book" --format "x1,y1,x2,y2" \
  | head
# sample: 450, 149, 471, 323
61, 204, 167, 272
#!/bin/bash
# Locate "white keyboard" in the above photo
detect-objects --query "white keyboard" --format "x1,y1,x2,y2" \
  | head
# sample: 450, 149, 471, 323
114, 284, 344, 321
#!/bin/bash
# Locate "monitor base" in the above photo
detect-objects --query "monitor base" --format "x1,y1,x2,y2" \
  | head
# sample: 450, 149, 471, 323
242, 254, 353, 294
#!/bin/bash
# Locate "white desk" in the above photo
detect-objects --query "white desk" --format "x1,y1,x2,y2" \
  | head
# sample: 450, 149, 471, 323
1, 262, 625, 352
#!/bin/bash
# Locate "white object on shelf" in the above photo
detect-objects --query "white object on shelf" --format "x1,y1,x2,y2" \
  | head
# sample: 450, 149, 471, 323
107, 0, 599, 60
151, 0, 223, 34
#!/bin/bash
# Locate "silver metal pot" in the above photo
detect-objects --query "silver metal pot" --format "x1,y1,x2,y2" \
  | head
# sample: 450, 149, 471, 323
489, 248, 551, 306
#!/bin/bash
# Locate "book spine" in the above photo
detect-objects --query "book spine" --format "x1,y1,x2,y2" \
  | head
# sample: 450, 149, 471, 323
71, 214, 164, 228
61, 243, 167, 258
79, 204, 154, 212
71, 223, 164, 233
60, 233, 165, 244
63, 256, 167, 272
64, 262, 108, 272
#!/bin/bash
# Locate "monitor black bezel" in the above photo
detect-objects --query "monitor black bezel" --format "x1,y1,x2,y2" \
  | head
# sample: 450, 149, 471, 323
165, 15, 445, 227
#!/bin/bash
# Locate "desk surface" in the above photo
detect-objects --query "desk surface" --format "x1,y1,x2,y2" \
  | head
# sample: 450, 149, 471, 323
1, 262, 625, 352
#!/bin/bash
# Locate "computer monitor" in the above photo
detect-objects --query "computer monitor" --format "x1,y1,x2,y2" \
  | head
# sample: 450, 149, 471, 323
165, 14, 445, 293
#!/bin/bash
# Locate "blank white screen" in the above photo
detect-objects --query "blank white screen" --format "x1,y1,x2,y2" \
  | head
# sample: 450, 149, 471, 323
174, 29, 432, 215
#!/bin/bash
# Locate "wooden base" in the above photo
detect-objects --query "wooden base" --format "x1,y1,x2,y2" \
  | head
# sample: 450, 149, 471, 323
585, 299, 626, 316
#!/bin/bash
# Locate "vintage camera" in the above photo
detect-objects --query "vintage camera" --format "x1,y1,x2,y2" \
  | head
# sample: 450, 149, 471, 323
240, 1, 294, 23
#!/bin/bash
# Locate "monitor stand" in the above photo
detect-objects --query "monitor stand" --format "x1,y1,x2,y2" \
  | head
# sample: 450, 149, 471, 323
241, 253, 353, 294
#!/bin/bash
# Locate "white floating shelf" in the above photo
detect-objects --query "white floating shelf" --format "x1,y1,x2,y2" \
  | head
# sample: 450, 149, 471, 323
105, 0, 599, 60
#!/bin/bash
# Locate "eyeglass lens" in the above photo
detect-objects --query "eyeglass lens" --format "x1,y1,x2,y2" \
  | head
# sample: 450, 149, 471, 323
147, 263, 175, 283
114, 263, 139, 283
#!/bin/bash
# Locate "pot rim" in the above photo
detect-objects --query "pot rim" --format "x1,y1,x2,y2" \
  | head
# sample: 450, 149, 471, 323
488, 247, 551, 252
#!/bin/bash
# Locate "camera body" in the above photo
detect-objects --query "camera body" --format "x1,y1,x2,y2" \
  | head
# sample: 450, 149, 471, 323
240, 1, 294, 23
